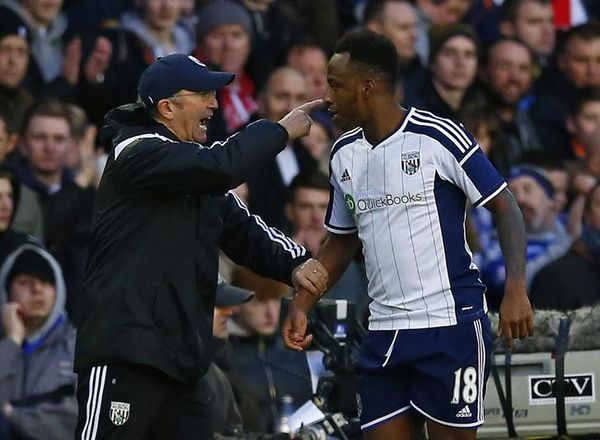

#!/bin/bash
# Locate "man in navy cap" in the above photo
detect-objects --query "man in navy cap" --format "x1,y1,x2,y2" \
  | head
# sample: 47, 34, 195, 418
73, 54, 328, 439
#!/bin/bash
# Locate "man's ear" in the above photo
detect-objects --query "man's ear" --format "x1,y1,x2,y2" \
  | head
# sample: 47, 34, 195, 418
361, 78, 375, 100
156, 98, 176, 120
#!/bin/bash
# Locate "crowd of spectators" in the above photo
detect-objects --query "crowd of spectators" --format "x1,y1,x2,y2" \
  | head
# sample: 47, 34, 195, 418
0, 0, 599, 438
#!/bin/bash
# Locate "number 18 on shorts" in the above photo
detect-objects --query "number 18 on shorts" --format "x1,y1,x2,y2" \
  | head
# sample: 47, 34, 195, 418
356, 316, 492, 430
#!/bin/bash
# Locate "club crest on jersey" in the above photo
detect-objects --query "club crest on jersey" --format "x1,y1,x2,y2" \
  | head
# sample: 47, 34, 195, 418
109, 401, 130, 426
401, 151, 420, 175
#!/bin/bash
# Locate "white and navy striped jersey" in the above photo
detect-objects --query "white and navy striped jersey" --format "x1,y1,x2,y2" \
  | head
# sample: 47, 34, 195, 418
325, 107, 507, 330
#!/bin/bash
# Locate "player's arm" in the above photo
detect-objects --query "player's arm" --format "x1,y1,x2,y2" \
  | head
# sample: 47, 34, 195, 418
282, 232, 360, 351
485, 188, 534, 348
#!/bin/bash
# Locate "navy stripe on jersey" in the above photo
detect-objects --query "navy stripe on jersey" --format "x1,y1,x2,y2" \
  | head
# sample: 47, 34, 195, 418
330, 127, 362, 160
463, 148, 507, 207
433, 173, 486, 322
405, 111, 476, 162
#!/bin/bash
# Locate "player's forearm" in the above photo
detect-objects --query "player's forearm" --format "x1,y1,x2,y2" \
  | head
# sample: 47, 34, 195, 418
316, 232, 360, 291
490, 190, 527, 288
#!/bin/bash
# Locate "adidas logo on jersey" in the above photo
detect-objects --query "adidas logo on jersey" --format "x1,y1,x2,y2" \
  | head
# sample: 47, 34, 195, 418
340, 169, 351, 182
456, 405, 472, 418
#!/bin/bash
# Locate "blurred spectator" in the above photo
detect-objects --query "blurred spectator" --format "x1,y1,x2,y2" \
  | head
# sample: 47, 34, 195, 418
363, 0, 426, 89
530, 183, 600, 310
0, 9, 34, 131
286, 172, 369, 320
193, 0, 257, 136
16, 99, 95, 321
226, 266, 312, 434
286, 41, 328, 101
0, 245, 77, 440
0, 169, 41, 263
65, 104, 102, 189
479, 38, 541, 175
246, 67, 317, 233
405, 24, 483, 120
0, 0, 80, 97
531, 22, 600, 156
481, 165, 572, 309
209, 279, 254, 438
78, 0, 193, 126
499, 0, 556, 66
566, 87, 600, 159
413, 0, 473, 64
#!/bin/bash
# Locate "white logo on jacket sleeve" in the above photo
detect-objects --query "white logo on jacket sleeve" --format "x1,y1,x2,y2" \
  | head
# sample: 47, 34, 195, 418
109, 401, 131, 426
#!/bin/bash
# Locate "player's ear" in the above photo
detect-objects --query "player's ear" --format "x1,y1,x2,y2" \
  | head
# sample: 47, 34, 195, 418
361, 78, 375, 99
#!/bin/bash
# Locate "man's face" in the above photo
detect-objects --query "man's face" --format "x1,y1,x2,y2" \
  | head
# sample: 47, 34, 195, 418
559, 37, 600, 88
200, 24, 250, 74
287, 47, 328, 100
586, 186, 600, 230
509, 175, 556, 233
510, 1, 555, 56
235, 297, 281, 336
287, 187, 329, 232
369, 2, 418, 61
9, 274, 56, 328
143, 0, 182, 31
21, 0, 63, 26
325, 53, 363, 131
168, 89, 218, 144
567, 100, 600, 141
213, 305, 237, 340
0, 35, 29, 89
260, 69, 308, 122
431, 36, 478, 92
484, 41, 533, 105
23, 116, 71, 176
0, 178, 14, 232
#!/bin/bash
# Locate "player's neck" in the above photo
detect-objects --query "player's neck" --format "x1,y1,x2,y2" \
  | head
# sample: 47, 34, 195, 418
362, 103, 406, 146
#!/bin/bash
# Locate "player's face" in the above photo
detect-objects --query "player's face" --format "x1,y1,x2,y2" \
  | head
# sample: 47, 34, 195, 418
0, 178, 14, 232
325, 53, 363, 131
485, 41, 533, 105
511, 1, 555, 56
23, 116, 72, 175
559, 37, 600, 88
0, 36, 29, 89
169, 89, 218, 144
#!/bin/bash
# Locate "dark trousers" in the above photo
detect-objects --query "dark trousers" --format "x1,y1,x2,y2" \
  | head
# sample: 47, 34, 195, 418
75, 363, 214, 440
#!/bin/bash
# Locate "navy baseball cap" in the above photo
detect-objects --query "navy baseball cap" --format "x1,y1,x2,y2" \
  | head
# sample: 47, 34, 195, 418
137, 54, 235, 107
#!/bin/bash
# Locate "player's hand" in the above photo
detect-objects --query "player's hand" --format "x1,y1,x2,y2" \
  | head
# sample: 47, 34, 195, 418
1, 303, 26, 346
497, 278, 534, 349
278, 99, 325, 140
282, 300, 312, 351
292, 258, 328, 296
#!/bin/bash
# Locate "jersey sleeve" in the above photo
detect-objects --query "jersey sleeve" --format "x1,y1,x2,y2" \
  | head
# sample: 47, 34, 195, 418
434, 128, 507, 208
324, 166, 357, 234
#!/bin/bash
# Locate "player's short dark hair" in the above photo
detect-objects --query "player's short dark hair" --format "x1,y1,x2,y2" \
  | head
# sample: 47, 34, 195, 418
501, 0, 551, 23
288, 171, 330, 203
482, 37, 535, 67
567, 87, 600, 117
21, 98, 73, 137
334, 29, 398, 91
